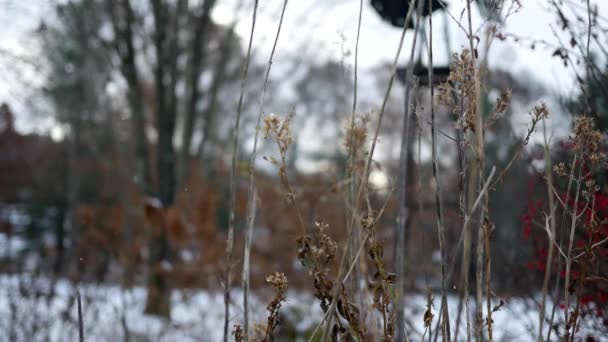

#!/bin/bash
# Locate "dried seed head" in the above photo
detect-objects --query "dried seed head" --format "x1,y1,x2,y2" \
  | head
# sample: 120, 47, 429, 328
265, 272, 288, 292
553, 163, 568, 177
494, 89, 512, 114
436, 49, 478, 132
571, 116, 604, 166
344, 114, 370, 170
232, 325, 244, 342
531, 102, 549, 120
264, 113, 293, 154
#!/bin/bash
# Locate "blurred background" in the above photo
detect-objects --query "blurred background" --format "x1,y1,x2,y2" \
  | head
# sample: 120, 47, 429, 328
0, 0, 607, 340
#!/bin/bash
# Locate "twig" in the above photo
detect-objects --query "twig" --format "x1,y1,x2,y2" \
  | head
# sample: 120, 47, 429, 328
308, 185, 396, 342
433, 167, 496, 341
396, 0, 425, 339
77, 286, 84, 342
225, 1, 258, 341
243, 1, 288, 339
463, 0, 484, 340
563, 163, 582, 340
344, 0, 363, 314
538, 119, 556, 341
319, 1, 418, 340
428, 0, 450, 340
546, 154, 577, 342
413, 112, 459, 142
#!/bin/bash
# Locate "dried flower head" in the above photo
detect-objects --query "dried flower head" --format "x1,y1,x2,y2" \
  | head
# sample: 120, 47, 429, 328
531, 102, 549, 120
553, 162, 568, 177
343, 114, 369, 151
423, 288, 435, 328
436, 49, 478, 132
494, 88, 512, 115
265, 272, 288, 292
262, 272, 288, 341
232, 325, 244, 342
571, 116, 604, 166
263, 113, 293, 155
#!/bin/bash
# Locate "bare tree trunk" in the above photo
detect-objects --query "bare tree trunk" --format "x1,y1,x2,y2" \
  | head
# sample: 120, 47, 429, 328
109, 0, 152, 192
180, 0, 216, 184
196, 26, 236, 168
145, 0, 173, 318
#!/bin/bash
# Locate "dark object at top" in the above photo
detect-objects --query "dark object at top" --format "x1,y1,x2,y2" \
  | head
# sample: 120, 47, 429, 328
396, 64, 451, 86
371, 0, 447, 28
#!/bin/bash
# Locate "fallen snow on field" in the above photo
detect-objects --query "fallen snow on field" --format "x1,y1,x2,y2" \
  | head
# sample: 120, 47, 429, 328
0, 274, 601, 341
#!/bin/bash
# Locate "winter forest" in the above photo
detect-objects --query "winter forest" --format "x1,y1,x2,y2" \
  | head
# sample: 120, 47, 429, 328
0, 0, 607, 341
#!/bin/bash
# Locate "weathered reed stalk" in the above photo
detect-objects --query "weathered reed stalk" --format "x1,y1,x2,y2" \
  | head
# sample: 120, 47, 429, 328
307, 186, 395, 342
225, 2, 258, 341
433, 166, 496, 342
345, 0, 363, 305
483, 219, 493, 341
244, 0, 289, 339
585, 0, 593, 114
463, 0, 485, 339
427, 0, 450, 340
396, 0, 424, 339
563, 163, 581, 340
451, 34, 466, 342
77, 286, 84, 342
242, 184, 257, 340
458, 54, 472, 342
320, 1, 418, 340
538, 119, 556, 341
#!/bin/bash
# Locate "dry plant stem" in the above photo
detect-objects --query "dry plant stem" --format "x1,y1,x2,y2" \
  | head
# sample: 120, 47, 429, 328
396, 0, 425, 339
585, 0, 593, 114
432, 166, 496, 342
243, 185, 257, 340
569, 197, 594, 342
563, 163, 581, 340
243, 1, 287, 339
546, 154, 577, 342
427, 1, 450, 340
479, 27, 496, 342
344, 186, 396, 282
345, 0, 363, 304
463, 0, 486, 339
350, 0, 362, 119
458, 65, 472, 342
484, 220, 492, 341
308, 186, 396, 342
225, 1, 258, 341
320, 1, 417, 340
77, 286, 84, 342
538, 120, 556, 341
462, 3, 478, 342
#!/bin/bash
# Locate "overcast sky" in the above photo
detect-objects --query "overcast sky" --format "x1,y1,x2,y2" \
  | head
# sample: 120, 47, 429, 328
0, 0, 606, 138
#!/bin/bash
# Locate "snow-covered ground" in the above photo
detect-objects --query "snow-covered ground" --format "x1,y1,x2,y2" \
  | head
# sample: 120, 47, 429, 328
0, 274, 603, 341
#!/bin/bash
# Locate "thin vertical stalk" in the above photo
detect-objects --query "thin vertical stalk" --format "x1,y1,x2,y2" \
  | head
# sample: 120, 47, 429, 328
243, 1, 289, 340
546, 154, 577, 342
484, 221, 492, 341
585, 0, 592, 115
243, 184, 257, 340
345, 0, 363, 305
564, 163, 581, 340
225, 2, 258, 341
464, 0, 485, 339
77, 286, 84, 342
481, 26, 493, 341
428, 1, 450, 340
320, 1, 418, 340
538, 120, 556, 341
396, 0, 424, 339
